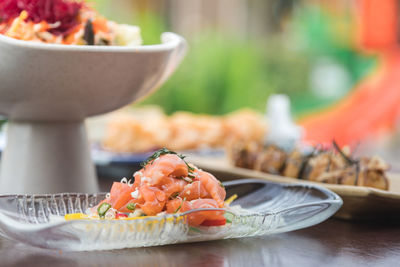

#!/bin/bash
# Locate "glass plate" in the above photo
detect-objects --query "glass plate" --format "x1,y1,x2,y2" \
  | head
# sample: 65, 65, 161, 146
0, 179, 342, 251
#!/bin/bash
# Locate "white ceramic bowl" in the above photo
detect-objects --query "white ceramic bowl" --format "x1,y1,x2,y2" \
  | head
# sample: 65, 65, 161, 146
0, 32, 187, 194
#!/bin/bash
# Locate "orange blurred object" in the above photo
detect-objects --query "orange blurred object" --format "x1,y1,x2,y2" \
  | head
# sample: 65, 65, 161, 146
358, 0, 398, 50
301, 0, 400, 147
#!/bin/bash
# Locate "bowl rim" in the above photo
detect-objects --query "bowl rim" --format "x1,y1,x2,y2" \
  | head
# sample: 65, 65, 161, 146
0, 32, 185, 53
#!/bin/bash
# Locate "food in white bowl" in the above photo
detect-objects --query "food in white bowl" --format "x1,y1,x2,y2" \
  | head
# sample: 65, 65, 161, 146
0, 0, 141, 46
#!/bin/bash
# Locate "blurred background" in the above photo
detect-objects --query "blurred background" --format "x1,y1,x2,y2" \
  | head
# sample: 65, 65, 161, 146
91, 0, 375, 117
88, 0, 400, 169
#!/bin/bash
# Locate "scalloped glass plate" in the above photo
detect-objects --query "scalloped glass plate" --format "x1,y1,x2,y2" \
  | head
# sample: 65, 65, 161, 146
0, 179, 342, 251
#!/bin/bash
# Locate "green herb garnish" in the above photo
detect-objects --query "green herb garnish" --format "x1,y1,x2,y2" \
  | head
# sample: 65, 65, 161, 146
175, 197, 186, 213
97, 202, 111, 219
140, 148, 195, 173
219, 182, 225, 188
224, 213, 234, 224
177, 176, 193, 183
170, 192, 180, 199
186, 162, 195, 172
189, 226, 203, 233
126, 203, 136, 211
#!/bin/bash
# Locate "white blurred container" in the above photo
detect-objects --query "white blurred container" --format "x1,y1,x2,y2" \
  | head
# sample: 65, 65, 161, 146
265, 94, 303, 150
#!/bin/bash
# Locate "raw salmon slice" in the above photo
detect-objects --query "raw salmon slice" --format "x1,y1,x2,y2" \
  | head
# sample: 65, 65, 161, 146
179, 180, 210, 200
187, 199, 225, 226
109, 182, 135, 210
160, 176, 188, 198
139, 185, 167, 216
166, 198, 225, 226
196, 170, 226, 207
166, 198, 191, 214
141, 154, 189, 185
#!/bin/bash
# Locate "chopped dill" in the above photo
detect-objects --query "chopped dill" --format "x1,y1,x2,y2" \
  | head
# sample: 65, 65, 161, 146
126, 203, 136, 211
177, 176, 193, 183
189, 226, 203, 233
175, 197, 186, 213
170, 192, 180, 199
140, 148, 195, 172
224, 213, 234, 224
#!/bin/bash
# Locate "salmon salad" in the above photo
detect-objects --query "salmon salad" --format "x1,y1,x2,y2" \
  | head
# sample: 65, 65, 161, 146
0, 0, 142, 46
66, 148, 238, 227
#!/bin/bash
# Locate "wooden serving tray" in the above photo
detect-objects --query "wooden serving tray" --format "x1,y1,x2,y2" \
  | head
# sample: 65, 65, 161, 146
190, 156, 400, 220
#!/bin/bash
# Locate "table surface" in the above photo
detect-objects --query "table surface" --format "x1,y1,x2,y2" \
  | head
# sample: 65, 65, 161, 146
1, 218, 399, 267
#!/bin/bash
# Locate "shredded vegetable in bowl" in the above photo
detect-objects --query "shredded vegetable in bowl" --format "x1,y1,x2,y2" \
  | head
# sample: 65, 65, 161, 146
66, 148, 239, 227
0, 0, 142, 46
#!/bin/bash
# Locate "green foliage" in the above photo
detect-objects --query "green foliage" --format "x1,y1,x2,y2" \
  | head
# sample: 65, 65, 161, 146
287, 4, 377, 116
141, 33, 311, 115
89, 0, 376, 117
89, 0, 312, 115
291, 5, 376, 85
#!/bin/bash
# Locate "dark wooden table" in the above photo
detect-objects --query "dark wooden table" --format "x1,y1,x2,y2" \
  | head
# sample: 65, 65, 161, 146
1, 218, 399, 267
